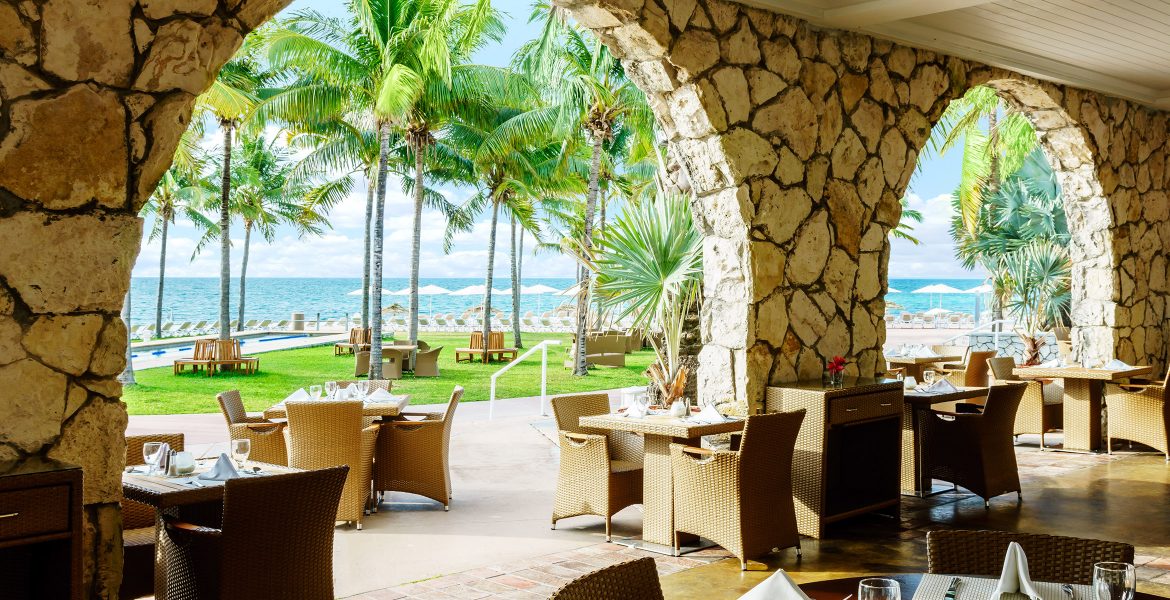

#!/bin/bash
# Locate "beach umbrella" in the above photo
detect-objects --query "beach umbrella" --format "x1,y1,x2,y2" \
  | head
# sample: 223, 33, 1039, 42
347, 287, 391, 296
521, 284, 562, 295
964, 284, 994, 294
925, 307, 952, 316
380, 303, 407, 314
912, 284, 963, 310
887, 287, 902, 294
450, 285, 488, 296
388, 284, 450, 314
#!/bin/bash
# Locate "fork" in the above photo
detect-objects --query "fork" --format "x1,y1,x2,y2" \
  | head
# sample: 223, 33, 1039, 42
1062, 584, 1077, 600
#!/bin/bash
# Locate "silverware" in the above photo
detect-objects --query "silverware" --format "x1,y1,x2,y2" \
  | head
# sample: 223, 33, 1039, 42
1063, 584, 1077, 600
187, 479, 204, 488
944, 577, 962, 600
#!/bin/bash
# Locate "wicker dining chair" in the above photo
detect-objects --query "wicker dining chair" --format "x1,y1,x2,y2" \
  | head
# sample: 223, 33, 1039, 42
1104, 369, 1170, 460
216, 390, 288, 465
922, 383, 1027, 506
987, 357, 1064, 449
122, 433, 184, 600
549, 557, 664, 600
414, 346, 443, 377
160, 466, 349, 600
936, 350, 997, 387
373, 386, 464, 510
286, 401, 379, 529
550, 392, 644, 541
355, 350, 404, 379
336, 379, 392, 394
671, 410, 805, 569
926, 530, 1135, 584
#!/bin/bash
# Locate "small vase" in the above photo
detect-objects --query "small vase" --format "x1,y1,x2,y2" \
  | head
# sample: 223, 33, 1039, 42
829, 371, 844, 387
669, 399, 688, 418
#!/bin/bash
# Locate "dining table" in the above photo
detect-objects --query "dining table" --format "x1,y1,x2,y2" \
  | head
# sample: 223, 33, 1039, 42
886, 354, 963, 382
794, 574, 1160, 600
578, 411, 745, 555
902, 385, 989, 495
122, 460, 300, 599
1013, 365, 1152, 452
261, 394, 410, 420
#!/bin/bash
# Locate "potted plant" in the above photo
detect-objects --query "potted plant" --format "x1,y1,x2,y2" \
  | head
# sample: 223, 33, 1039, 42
826, 356, 847, 387
1002, 241, 1070, 365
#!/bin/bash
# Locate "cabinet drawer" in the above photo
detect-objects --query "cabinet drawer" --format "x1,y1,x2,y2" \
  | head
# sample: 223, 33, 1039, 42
0, 485, 71, 541
829, 392, 901, 425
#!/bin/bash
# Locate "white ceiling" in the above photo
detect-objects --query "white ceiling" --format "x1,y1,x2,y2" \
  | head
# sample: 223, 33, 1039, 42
755, 0, 1170, 109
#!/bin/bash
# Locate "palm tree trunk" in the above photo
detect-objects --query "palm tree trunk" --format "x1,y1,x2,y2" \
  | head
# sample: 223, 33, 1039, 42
218, 122, 233, 341
370, 123, 391, 379
155, 215, 168, 335
598, 194, 606, 237
481, 199, 500, 364
237, 221, 251, 332
574, 134, 604, 376
362, 169, 375, 329
118, 288, 135, 386
510, 215, 522, 349
408, 139, 426, 349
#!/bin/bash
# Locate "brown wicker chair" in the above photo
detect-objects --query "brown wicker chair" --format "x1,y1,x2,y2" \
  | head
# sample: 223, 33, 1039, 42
1104, 370, 1170, 460
670, 410, 805, 569
549, 557, 664, 600
159, 466, 349, 600
987, 357, 1063, 448
373, 386, 463, 511
414, 345, 443, 377
936, 350, 996, 387
286, 401, 379, 529
550, 392, 644, 541
922, 383, 1027, 506
926, 530, 1134, 584
336, 379, 392, 394
122, 433, 184, 599
216, 390, 288, 465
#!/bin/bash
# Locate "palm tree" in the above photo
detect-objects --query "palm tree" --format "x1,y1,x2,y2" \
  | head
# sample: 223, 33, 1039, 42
891, 197, 924, 244
195, 37, 267, 339
263, 0, 500, 378
118, 287, 136, 386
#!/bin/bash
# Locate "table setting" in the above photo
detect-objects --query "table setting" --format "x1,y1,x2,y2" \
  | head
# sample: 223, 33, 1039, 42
263, 383, 410, 420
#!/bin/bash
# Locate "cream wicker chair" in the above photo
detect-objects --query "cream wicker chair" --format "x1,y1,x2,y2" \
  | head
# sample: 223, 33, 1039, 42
987, 357, 1063, 448
550, 392, 643, 541
935, 350, 996, 387
549, 557, 664, 600
285, 401, 379, 529
413, 346, 443, 377
355, 350, 404, 379
373, 386, 463, 510
216, 390, 287, 465
670, 410, 805, 570
1104, 370, 1170, 460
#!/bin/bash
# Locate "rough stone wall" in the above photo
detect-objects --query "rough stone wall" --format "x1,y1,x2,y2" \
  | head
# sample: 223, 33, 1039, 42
556, 0, 1170, 411
0, 0, 287, 596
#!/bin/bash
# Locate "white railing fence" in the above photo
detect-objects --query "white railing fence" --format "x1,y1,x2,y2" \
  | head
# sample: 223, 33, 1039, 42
489, 339, 562, 420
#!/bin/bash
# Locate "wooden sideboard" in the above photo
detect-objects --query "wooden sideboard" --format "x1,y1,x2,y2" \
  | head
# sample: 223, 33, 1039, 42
766, 378, 904, 538
0, 458, 83, 600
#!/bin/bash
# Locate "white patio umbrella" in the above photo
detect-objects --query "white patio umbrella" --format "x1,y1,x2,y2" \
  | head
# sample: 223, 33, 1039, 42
925, 307, 952, 316
388, 284, 451, 314
521, 284, 562, 295
963, 283, 995, 326
346, 287, 391, 296
887, 286, 902, 294
450, 285, 490, 296
912, 284, 963, 310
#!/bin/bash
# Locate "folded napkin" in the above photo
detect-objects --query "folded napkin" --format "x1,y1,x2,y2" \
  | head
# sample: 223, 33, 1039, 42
623, 400, 648, 419
197, 454, 240, 481
738, 569, 812, 600
912, 345, 937, 358
689, 403, 728, 424
916, 378, 959, 394
992, 541, 1042, 600
1103, 358, 1133, 370
1037, 359, 1062, 368
284, 388, 310, 403
367, 388, 396, 403
904, 376, 918, 389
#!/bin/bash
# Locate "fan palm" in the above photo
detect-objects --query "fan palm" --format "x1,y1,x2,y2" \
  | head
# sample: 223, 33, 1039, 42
891, 197, 924, 244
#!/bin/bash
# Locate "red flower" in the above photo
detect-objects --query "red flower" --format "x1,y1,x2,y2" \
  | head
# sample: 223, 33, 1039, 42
827, 355, 847, 375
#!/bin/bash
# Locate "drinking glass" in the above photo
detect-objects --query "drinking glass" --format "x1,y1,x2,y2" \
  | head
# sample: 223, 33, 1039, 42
142, 441, 164, 476
309, 384, 323, 401
352, 380, 369, 399
858, 578, 901, 600
325, 381, 339, 399
1094, 562, 1136, 600
230, 438, 251, 470
923, 370, 937, 386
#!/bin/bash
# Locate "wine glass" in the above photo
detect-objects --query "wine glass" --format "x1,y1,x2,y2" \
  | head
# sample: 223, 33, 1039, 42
923, 370, 937, 387
142, 442, 164, 476
230, 438, 251, 471
325, 381, 339, 399
309, 384, 323, 401
352, 380, 369, 399
858, 578, 901, 600
1094, 562, 1136, 600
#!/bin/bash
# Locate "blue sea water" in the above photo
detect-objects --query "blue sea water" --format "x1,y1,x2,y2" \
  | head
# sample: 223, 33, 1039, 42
130, 276, 988, 325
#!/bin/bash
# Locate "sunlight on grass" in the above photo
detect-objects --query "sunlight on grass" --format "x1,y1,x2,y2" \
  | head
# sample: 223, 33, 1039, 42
122, 332, 655, 415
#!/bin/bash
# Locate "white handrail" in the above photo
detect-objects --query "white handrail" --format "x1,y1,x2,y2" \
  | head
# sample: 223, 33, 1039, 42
489, 339, 562, 420
939, 319, 1016, 347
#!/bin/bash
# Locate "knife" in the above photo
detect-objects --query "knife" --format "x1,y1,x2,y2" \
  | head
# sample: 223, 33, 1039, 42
944, 577, 962, 600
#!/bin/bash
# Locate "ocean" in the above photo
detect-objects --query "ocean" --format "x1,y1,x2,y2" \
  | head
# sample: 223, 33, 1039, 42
127, 277, 988, 325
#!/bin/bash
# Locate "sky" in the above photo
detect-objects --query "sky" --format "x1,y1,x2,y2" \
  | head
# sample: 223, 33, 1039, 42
131, 0, 983, 281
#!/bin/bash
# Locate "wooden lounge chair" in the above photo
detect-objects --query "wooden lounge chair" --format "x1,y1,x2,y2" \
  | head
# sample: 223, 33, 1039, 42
455, 331, 486, 363
217, 390, 287, 465
286, 401, 378, 529
927, 530, 1134, 584
206, 339, 258, 376
173, 339, 216, 375
122, 433, 184, 599
374, 386, 463, 511
549, 557, 664, 600
335, 327, 364, 356
487, 331, 517, 362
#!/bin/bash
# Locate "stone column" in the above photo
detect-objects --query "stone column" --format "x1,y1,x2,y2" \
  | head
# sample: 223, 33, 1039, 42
0, 0, 288, 595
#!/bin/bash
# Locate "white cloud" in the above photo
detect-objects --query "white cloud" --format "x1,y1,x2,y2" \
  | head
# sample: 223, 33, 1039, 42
888, 192, 985, 279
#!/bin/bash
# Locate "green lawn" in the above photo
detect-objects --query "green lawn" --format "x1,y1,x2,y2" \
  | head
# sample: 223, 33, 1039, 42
122, 332, 654, 415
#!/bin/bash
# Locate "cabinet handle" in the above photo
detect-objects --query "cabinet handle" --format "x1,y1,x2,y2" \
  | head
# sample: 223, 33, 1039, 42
0, 512, 18, 519
845, 408, 858, 412
880, 403, 892, 407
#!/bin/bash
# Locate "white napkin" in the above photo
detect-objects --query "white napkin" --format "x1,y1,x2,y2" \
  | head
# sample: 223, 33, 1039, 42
367, 388, 395, 403
738, 569, 812, 600
689, 403, 728, 424
284, 388, 310, 403
1037, 359, 1061, 368
904, 376, 918, 389
916, 378, 958, 394
992, 542, 1042, 600
623, 400, 648, 419
1103, 359, 1133, 370
913, 345, 937, 358
197, 454, 240, 481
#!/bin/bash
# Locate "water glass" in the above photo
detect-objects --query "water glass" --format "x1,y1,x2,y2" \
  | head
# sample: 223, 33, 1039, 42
923, 370, 937, 386
325, 381, 339, 399
142, 441, 164, 476
309, 384, 323, 400
1094, 562, 1136, 600
352, 380, 369, 399
859, 578, 901, 600
230, 438, 251, 470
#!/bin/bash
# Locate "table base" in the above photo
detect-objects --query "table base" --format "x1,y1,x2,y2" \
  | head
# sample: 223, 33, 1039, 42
611, 535, 718, 556
901, 481, 956, 498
